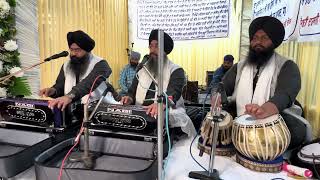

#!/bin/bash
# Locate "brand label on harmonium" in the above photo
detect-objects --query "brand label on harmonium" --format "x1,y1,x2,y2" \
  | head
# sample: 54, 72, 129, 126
107, 108, 132, 114
15, 102, 35, 108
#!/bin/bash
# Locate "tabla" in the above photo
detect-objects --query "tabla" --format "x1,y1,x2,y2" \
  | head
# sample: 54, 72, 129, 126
198, 110, 235, 156
296, 142, 320, 177
232, 114, 291, 172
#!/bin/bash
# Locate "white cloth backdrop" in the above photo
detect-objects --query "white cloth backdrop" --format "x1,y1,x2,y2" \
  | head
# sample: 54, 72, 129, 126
129, 0, 231, 44
164, 137, 295, 180
15, 0, 40, 97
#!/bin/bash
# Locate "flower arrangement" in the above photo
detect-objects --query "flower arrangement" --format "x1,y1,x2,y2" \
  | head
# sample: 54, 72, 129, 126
0, 0, 31, 97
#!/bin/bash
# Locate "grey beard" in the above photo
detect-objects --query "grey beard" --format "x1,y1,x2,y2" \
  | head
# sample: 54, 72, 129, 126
146, 55, 168, 77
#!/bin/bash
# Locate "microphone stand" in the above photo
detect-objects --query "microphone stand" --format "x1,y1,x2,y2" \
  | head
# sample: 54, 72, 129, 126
189, 91, 223, 180
0, 61, 45, 85
68, 88, 109, 169
138, 30, 165, 179
0, 52, 68, 85
157, 30, 164, 180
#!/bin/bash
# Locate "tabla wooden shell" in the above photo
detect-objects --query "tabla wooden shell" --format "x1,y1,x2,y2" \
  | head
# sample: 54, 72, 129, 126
198, 110, 235, 156
232, 114, 291, 161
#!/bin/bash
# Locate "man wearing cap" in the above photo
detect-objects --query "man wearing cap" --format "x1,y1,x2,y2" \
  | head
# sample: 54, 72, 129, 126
120, 29, 196, 137
223, 16, 305, 148
210, 54, 234, 85
39, 30, 112, 111
118, 51, 141, 97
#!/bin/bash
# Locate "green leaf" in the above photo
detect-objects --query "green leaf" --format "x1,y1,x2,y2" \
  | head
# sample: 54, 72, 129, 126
0, 1, 31, 97
8, 0, 16, 7
1, 52, 20, 65
1, 53, 12, 63
7, 77, 32, 96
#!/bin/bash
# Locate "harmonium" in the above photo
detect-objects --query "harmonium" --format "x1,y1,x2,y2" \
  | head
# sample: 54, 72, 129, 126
88, 102, 160, 142
34, 102, 162, 180
0, 98, 76, 179
0, 97, 66, 132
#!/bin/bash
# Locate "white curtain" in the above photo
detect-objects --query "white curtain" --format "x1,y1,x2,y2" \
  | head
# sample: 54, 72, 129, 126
15, 0, 40, 97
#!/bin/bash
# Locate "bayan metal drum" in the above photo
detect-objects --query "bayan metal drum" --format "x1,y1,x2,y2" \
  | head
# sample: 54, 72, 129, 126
232, 114, 291, 172
198, 110, 235, 156
295, 142, 320, 178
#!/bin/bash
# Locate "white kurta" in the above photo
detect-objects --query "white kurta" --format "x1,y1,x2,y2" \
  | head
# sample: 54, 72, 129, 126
135, 59, 196, 137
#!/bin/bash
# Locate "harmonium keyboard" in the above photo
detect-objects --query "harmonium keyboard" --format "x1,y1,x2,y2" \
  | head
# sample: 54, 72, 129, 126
0, 97, 64, 131
88, 103, 159, 141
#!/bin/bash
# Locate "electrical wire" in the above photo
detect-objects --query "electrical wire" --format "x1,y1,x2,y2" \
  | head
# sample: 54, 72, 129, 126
57, 75, 106, 180
188, 89, 211, 171
136, 73, 172, 179
162, 93, 171, 180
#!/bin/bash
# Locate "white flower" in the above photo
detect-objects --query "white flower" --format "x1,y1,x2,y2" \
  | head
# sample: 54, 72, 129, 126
0, 0, 10, 19
9, 67, 24, 77
4, 40, 18, 51
0, 61, 3, 72
0, 87, 7, 97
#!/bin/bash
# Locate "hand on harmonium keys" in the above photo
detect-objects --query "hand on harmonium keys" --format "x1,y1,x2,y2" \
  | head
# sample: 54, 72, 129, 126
244, 102, 279, 119
38, 87, 56, 97
143, 103, 166, 118
48, 95, 72, 111
120, 96, 133, 105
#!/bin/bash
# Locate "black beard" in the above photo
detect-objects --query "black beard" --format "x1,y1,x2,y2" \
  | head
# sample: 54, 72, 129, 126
247, 46, 275, 66
146, 53, 168, 77
222, 65, 231, 72
68, 54, 90, 78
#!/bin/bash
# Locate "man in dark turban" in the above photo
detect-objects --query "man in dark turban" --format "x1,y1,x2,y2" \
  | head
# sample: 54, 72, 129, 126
120, 29, 196, 137
222, 16, 306, 149
39, 30, 112, 111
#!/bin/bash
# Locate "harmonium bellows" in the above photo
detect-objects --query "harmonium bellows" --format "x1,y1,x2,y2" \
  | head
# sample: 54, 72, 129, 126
0, 97, 63, 128
88, 103, 157, 135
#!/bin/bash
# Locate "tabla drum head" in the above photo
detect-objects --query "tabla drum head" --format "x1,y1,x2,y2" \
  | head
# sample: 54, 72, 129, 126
234, 114, 280, 126
298, 143, 320, 164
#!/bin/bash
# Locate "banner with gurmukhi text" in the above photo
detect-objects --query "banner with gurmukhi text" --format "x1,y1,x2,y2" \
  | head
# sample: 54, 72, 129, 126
252, 0, 320, 42
130, 0, 231, 41
252, 0, 299, 41
298, 0, 320, 42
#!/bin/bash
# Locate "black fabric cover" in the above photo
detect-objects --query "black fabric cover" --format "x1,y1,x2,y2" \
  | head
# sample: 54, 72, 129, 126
0, 128, 69, 178
35, 137, 158, 180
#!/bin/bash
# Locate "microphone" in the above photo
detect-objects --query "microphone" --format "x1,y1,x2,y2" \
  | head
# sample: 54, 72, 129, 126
136, 54, 150, 71
44, 51, 69, 62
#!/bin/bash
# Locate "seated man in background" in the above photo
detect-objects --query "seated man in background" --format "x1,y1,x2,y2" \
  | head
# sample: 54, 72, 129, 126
210, 54, 234, 85
118, 51, 141, 97
121, 29, 196, 137
39, 30, 112, 111
222, 16, 305, 148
